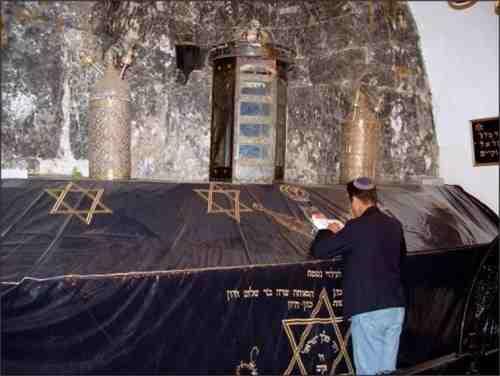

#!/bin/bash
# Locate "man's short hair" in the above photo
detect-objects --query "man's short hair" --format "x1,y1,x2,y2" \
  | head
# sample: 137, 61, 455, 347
346, 177, 377, 204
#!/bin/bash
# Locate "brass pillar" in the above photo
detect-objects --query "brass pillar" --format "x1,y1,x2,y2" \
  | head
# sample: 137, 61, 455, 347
339, 90, 382, 183
88, 50, 131, 180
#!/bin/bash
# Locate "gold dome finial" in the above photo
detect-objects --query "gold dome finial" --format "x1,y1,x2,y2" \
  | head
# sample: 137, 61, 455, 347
236, 19, 272, 45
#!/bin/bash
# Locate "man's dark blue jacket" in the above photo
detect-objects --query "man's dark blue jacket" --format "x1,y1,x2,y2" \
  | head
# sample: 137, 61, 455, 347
310, 206, 406, 318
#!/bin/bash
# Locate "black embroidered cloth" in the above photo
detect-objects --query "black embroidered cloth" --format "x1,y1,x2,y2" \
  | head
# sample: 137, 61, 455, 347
1, 179, 497, 374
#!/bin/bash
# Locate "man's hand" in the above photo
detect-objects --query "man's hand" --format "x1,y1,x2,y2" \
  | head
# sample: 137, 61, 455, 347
311, 212, 344, 233
327, 221, 343, 233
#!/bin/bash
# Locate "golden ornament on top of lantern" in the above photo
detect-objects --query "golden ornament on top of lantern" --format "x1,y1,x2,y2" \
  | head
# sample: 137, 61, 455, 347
339, 88, 382, 184
88, 45, 135, 180
237, 19, 272, 45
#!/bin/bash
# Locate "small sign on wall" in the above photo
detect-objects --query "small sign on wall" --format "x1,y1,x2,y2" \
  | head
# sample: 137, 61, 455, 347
471, 117, 499, 166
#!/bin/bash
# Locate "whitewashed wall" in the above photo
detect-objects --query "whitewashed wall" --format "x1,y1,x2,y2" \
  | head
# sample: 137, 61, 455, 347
409, 1, 499, 214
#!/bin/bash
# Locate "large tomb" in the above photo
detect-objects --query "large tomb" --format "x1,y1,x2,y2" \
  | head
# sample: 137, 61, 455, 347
1, 179, 497, 374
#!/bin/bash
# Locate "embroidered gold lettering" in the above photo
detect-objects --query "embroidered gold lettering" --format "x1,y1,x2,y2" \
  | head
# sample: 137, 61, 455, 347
226, 289, 240, 301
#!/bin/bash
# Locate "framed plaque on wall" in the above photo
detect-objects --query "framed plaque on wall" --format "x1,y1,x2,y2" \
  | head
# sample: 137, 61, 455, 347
471, 116, 499, 166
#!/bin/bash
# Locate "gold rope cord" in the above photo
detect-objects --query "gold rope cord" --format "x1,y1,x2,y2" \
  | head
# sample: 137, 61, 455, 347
252, 203, 314, 240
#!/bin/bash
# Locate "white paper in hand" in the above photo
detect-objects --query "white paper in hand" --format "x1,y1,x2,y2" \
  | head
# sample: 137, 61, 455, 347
311, 217, 344, 231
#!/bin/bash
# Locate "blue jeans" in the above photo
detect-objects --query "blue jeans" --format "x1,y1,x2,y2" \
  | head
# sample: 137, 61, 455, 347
350, 307, 405, 375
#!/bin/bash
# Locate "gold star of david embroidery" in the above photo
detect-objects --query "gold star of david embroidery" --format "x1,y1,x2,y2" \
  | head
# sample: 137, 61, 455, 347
282, 288, 354, 376
44, 182, 112, 225
193, 183, 252, 223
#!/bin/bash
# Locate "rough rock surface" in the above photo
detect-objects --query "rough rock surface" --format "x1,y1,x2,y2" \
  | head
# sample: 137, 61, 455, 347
1, 1, 438, 183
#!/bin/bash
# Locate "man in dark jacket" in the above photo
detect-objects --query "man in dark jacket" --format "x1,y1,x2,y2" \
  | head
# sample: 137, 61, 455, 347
310, 177, 406, 375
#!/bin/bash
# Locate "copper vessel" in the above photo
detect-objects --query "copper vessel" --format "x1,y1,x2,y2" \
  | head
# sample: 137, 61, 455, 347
339, 90, 381, 183
88, 50, 131, 180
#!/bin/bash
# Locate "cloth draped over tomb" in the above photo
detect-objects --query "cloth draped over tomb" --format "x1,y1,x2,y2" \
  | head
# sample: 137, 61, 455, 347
1, 179, 497, 374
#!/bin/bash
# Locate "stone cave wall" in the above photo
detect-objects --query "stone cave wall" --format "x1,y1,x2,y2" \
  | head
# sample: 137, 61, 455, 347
1, 1, 438, 184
